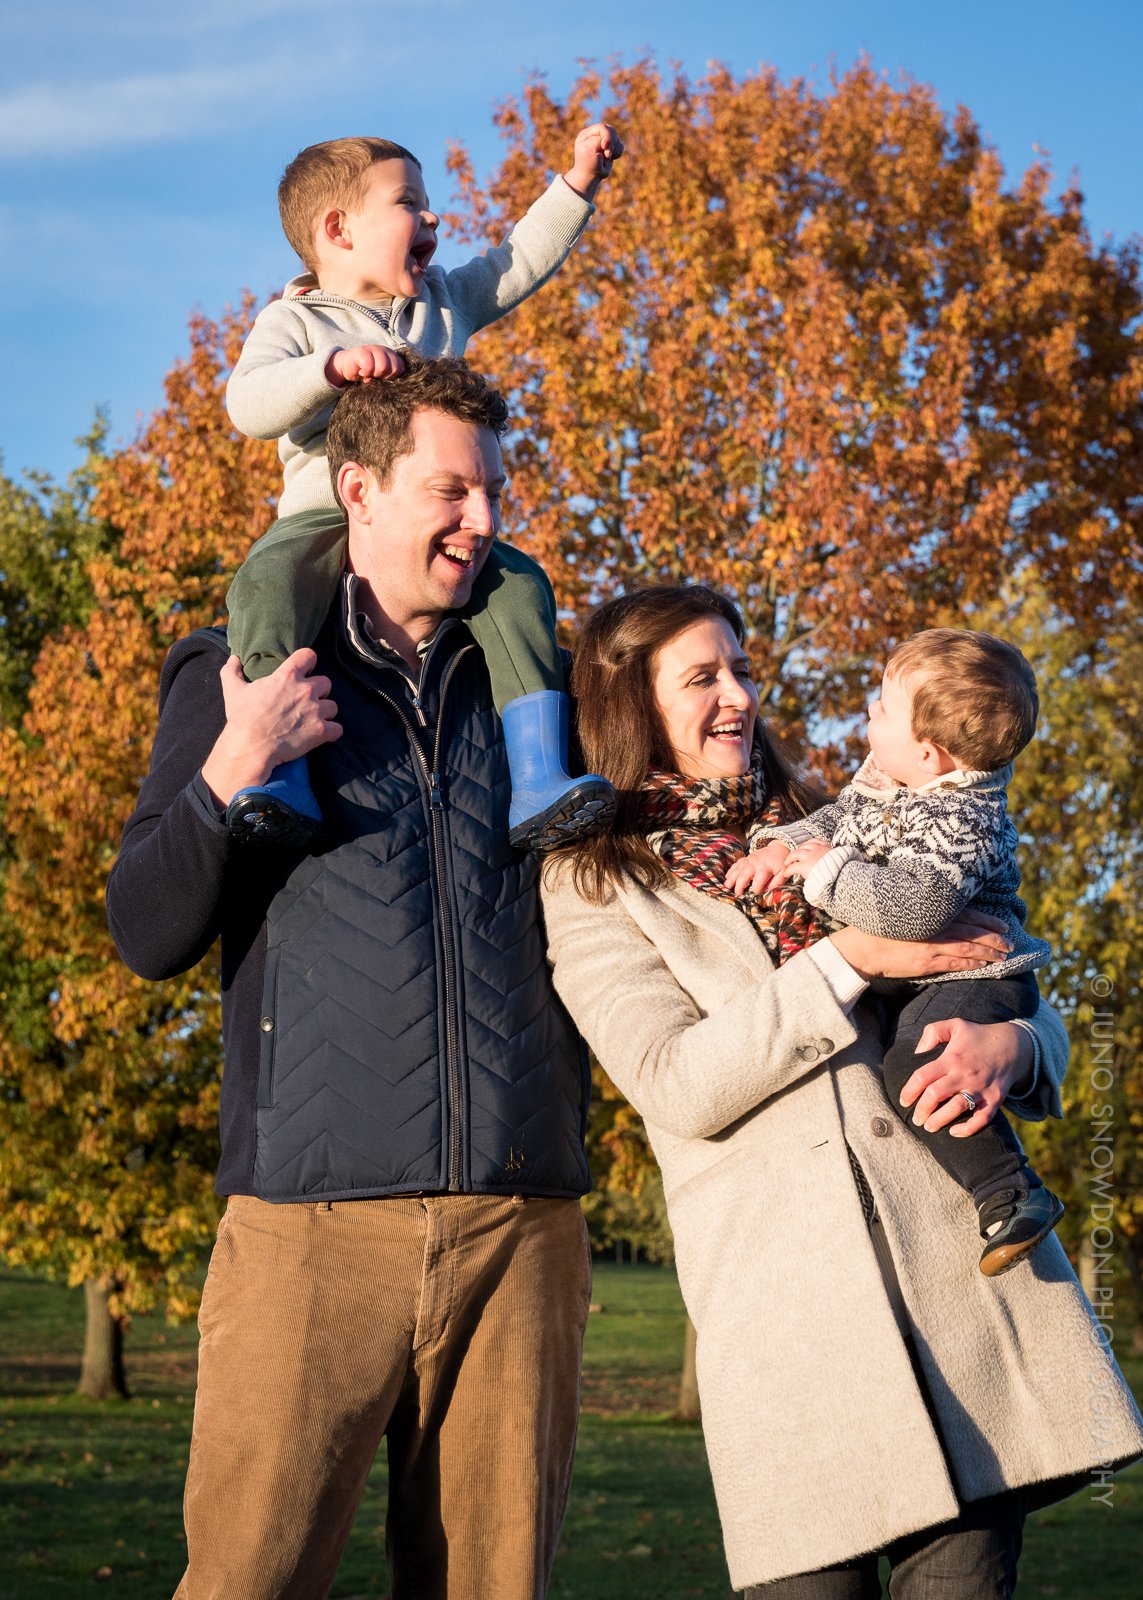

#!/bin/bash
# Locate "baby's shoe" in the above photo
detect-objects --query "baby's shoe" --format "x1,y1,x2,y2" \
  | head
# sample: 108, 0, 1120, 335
226, 756, 322, 849
501, 690, 616, 852
978, 1184, 1064, 1277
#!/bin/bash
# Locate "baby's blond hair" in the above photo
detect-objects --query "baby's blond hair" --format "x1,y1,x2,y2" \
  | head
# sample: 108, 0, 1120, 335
885, 628, 1038, 771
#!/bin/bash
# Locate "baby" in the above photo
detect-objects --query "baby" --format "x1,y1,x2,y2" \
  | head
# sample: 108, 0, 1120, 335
224, 125, 622, 849
728, 627, 1063, 1276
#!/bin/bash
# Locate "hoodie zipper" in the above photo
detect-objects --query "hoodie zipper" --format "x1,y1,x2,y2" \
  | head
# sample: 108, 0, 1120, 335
367, 645, 472, 1191
291, 287, 406, 337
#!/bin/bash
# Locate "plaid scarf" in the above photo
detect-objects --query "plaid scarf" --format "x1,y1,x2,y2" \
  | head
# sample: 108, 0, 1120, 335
632, 760, 826, 965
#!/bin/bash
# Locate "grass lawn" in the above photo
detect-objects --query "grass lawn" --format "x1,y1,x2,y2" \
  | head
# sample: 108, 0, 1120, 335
1, 1263, 1140, 1598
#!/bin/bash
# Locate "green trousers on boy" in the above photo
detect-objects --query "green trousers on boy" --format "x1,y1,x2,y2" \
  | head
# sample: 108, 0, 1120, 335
226, 508, 564, 701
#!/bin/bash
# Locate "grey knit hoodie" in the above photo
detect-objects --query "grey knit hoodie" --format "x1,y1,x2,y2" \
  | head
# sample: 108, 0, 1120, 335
226, 177, 594, 516
756, 755, 1050, 982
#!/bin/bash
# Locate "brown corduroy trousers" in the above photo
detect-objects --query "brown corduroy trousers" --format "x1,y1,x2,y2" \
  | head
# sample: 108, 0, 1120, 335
173, 1192, 592, 1600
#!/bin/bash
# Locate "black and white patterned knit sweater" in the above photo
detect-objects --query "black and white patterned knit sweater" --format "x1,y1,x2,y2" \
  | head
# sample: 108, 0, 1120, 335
755, 755, 1050, 984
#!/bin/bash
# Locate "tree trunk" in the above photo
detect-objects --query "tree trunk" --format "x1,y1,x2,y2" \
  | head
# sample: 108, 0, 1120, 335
1121, 1239, 1143, 1356
1077, 1231, 1097, 1304
676, 1315, 700, 1421
77, 1278, 129, 1399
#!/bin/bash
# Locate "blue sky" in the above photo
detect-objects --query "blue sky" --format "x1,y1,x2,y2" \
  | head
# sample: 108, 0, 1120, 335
3, 0, 1141, 489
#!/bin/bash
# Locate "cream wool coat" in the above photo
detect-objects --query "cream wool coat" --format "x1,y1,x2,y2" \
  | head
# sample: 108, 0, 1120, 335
541, 866, 1143, 1589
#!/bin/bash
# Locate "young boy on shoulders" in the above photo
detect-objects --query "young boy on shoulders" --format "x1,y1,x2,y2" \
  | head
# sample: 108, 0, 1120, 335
225, 124, 623, 849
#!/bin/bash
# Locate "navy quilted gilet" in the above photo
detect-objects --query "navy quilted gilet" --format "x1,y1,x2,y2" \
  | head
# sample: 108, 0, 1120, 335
249, 618, 591, 1201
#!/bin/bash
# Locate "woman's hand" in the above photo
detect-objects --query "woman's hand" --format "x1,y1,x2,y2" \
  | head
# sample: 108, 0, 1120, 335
898, 1019, 1035, 1137
828, 912, 1011, 982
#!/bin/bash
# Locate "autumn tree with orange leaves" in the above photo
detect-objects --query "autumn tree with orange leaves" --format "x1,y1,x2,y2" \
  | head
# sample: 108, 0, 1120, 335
451, 60, 1141, 753
2, 59, 1141, 1396
0, 310, 278, 1395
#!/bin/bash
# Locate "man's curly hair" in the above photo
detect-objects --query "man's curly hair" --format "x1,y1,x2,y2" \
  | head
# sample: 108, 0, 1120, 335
326, 354, 509, 503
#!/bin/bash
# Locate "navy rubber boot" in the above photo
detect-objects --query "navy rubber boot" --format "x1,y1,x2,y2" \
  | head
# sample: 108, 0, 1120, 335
978, 1185, 1065, 1277
225, 756, 323, 849
501, 691, 616, 852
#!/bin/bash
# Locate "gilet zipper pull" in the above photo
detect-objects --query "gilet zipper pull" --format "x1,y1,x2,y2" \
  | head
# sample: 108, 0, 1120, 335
429, 771, 444, 810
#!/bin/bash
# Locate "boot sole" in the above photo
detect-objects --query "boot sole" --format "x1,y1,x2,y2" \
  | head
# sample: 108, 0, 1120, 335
979, 1194, 1065, 1277
509, 784, 617, 853
226, 791, 323, 850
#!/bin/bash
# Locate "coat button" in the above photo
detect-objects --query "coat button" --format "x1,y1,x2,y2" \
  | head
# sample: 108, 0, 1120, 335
818, 1038, 834, 1053
260, 1016, 275, 1033
797, 1045, 820, 1063
871, 1116, 892, 1137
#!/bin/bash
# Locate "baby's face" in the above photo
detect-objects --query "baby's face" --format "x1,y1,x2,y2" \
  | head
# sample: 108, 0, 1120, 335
866, 668, 933, 788
335, 157, 439, 300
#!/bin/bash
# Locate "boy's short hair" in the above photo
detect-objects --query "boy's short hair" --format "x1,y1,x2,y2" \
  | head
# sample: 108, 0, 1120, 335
326, 354, 509, 501
886, 628, 1039, 771
279, 137, 421, 273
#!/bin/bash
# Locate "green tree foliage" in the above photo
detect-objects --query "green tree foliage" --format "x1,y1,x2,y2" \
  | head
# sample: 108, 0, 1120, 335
0, 429, 109, 728
1002, 584, 1143, 1333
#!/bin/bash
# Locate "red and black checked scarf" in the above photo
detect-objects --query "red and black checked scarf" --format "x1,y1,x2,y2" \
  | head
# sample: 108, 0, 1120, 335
633, 759, 827, 965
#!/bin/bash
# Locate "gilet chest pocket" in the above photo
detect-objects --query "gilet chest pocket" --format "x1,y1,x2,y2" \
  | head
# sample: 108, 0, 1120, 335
257, 946, 282, 1108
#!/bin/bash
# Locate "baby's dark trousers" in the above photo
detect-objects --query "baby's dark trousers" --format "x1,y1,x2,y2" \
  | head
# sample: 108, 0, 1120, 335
877, 971, 1041, 1207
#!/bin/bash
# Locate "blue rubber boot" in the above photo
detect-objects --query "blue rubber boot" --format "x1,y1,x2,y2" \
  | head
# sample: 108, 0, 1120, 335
225, 756, 323, 849
501, 691, 616, 852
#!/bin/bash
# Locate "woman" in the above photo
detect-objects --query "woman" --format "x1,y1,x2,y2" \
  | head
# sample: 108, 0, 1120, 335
542, 586, 1143, 1597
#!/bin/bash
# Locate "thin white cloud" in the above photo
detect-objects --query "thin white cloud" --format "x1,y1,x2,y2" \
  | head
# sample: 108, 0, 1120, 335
149, 0, 445, 30
4, 0, 463, 49
0, 64, 282, 157
4, 0, 337, 43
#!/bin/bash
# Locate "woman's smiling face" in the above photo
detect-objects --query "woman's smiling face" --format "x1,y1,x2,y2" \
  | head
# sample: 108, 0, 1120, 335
652, 617, 759, 781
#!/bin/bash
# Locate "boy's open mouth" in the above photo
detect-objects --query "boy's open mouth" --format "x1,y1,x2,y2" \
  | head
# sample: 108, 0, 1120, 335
411, 240, 436, 274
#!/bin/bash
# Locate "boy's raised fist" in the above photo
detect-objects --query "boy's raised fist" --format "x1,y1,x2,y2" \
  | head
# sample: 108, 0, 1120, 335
565, 123, 624, 201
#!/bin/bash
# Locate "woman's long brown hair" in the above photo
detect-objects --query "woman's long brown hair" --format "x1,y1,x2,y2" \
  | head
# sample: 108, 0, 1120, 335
557, 585, 825, 903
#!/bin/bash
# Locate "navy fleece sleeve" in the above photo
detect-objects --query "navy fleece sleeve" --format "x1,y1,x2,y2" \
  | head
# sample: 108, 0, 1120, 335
106, 635, 241, 979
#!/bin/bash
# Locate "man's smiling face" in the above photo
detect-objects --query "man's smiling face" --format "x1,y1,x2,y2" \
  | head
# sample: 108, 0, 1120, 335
349, 407, 504, 639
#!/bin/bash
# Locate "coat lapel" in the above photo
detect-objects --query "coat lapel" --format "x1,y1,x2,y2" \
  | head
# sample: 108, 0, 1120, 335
654, 875, 778, 980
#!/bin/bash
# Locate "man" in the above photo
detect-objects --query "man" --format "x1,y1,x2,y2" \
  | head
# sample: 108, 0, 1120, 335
107, 356, 592, 1600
